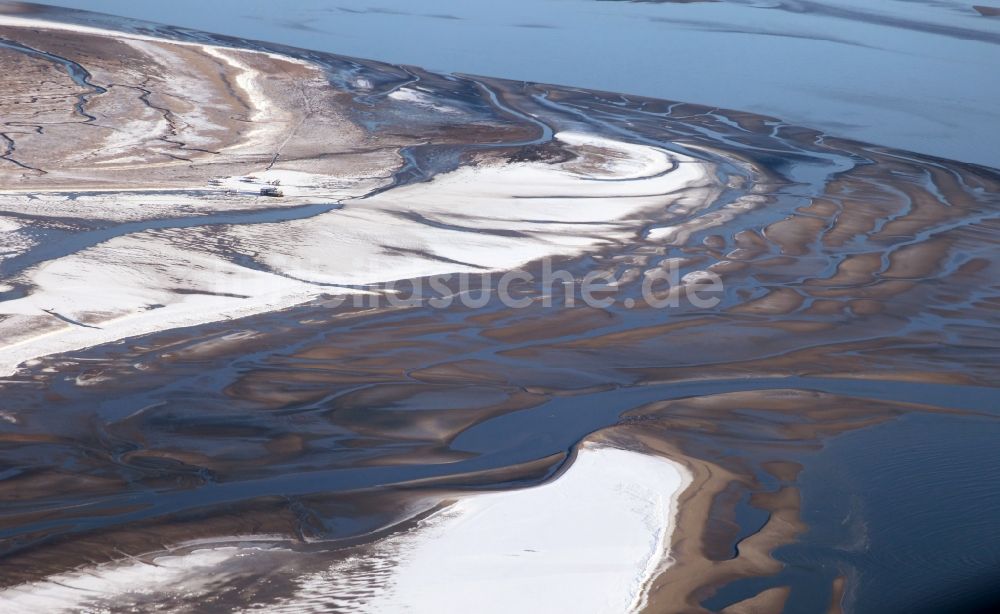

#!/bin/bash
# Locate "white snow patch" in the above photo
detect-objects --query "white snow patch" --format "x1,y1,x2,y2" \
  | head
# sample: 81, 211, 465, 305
268, 444, 691, 614
232, 132, 716, 286
0, 216, 34, 264
0, 132, 718, 375
0, 14, 316, 68
388, 87, 462, 114
0, 446, 689, 613
0, 547, 252, 613
215, 169, 338, 199
0, 234, 350, 377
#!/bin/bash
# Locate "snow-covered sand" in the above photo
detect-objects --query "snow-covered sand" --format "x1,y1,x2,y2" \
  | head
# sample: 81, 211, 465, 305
388, 87, 463, 114
0, 13, 722, 376
0, 547, 253, 613
0, 13, 316, 67
0, 235, 342, 378
229, 132, 715, 285
345, 444, 691, 614
0, 132, 716, 376
0, 444, 691, 613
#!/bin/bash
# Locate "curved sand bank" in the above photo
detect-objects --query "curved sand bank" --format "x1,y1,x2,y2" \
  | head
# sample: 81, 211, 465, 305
0, 13, 719, 378
0, 128, 712, 377
0, 444, 691, 613
342, 444, 691, 614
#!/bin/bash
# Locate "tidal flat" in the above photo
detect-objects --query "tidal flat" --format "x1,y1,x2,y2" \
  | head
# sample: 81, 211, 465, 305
0, 2, 999, 613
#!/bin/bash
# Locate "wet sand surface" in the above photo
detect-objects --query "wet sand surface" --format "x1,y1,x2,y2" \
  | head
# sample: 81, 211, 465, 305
1, 3, 999, 613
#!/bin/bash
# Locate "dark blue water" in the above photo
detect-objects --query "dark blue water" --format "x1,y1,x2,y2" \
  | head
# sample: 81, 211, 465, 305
795, 412, 1000, 614
700, 411, 1000, 613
